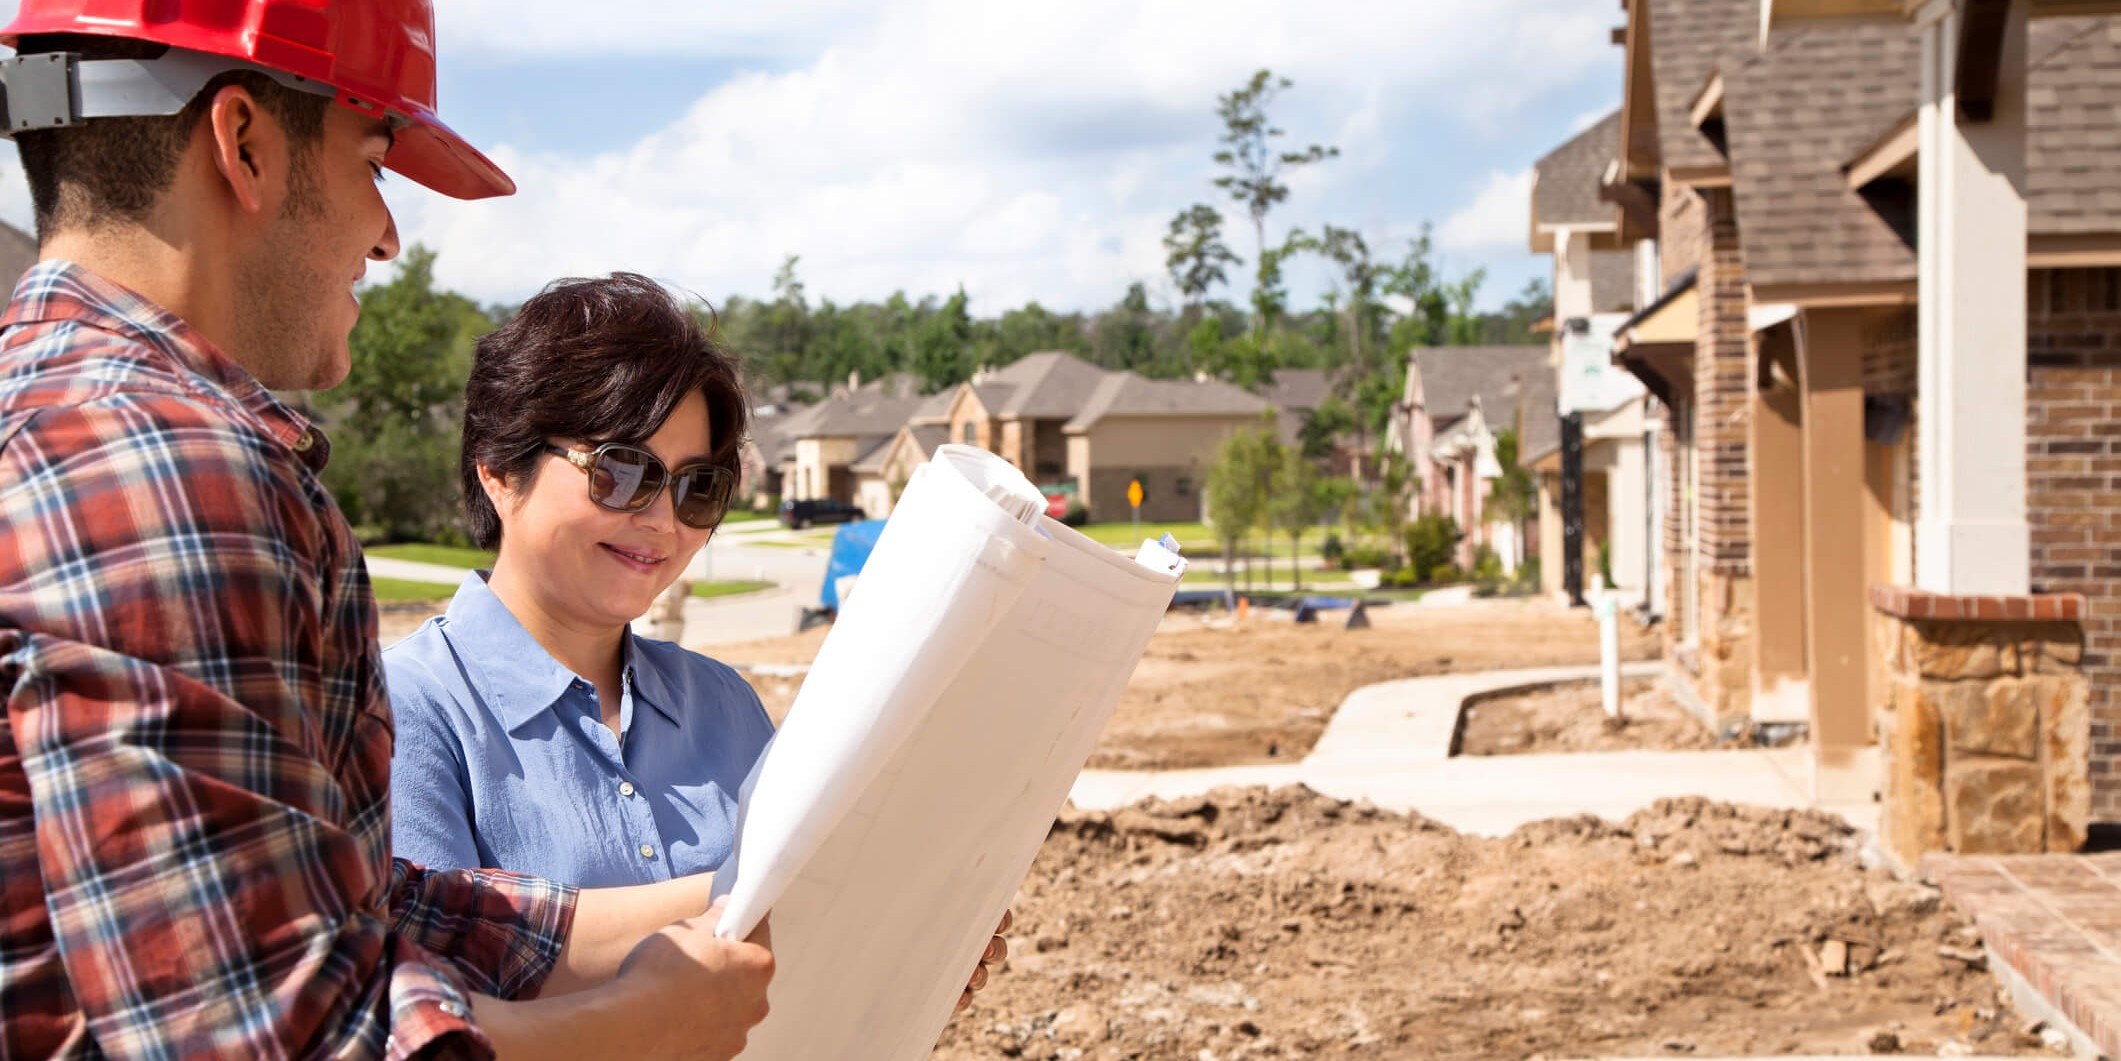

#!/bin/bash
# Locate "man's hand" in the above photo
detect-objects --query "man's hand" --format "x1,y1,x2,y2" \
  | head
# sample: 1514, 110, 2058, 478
472, 900, 774, 1061
955, 908, 1012, 1014
611, 902, 776, 1060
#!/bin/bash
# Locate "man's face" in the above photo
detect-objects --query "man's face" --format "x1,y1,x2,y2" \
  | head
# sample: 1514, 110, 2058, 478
238, 104, 401, 391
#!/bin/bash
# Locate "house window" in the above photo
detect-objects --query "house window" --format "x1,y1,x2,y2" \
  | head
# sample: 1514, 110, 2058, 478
958, 421, 975, 446
1176, 476, 1193, 497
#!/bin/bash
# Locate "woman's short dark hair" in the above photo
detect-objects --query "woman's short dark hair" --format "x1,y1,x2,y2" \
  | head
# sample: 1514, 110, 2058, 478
460, 273, 749, 549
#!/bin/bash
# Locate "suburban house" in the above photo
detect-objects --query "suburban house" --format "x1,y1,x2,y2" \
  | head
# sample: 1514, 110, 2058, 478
1525, 109, 1664, 611
1383, 345, 1554, 571
772, 372, 926, 509
1599, 0, 2120, 872
738, 383, 807, 511
1063, 368, 1271, 521
779, 350, 1278, 523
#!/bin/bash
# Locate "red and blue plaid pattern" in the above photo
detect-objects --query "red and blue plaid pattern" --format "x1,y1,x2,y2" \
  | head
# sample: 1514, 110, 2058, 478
0, 262, 577, 1059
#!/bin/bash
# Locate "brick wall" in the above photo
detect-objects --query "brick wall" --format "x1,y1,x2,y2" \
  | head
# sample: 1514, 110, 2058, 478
1696, 187, 1752, 577
1655, 183, 1755, 718
2026, 266, 2121, 821
1661, 419, 1688, 634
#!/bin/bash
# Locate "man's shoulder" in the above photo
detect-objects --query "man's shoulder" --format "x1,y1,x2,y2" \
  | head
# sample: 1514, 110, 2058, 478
0, 384, 277, 477
0, 315, 193, 414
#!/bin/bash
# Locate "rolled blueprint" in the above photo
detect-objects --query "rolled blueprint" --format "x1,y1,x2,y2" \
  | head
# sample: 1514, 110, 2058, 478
712, 444, 1183, 1059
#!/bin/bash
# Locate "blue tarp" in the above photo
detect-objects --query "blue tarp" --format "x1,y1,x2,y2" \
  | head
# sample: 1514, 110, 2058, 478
819, 518, 888, 610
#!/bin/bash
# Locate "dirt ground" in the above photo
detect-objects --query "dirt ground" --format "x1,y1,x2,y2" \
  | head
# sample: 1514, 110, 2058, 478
933, 787, 2062, 1060
712, 600, 1663, 770
1459, 678, 1719, 756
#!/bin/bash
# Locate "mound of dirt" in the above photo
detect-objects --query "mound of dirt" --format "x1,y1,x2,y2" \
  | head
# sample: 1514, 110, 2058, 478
934, 788, 2060, 1060
1459, 678, 1719, 756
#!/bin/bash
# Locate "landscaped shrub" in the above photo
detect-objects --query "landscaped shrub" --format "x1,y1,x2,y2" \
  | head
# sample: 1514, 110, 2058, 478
1404, 514, 1462, 583
1338, 545, 1394, 572
1471, 544, 1504, 584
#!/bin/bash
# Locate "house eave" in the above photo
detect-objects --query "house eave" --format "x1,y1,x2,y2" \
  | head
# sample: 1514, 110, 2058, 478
1747, 280, 1919, 307
1844, 110, 1920, 189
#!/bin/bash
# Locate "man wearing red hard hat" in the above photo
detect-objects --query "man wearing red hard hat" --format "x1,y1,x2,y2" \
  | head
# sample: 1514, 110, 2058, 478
0, 2, 777, 1057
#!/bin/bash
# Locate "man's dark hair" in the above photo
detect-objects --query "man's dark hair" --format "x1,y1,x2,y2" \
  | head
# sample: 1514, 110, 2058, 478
461, 273, 750, 549
11, 35, 334, 239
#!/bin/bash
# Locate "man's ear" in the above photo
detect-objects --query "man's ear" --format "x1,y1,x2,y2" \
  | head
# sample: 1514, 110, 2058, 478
203, 85, 279, 217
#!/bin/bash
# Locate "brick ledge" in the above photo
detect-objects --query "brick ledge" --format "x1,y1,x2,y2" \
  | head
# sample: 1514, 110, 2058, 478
1870, 583, 2083, 622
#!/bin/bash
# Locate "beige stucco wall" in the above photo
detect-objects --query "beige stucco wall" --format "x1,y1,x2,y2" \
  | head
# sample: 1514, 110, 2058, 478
1079, 416, 1248, 466
793, 436, 861, 502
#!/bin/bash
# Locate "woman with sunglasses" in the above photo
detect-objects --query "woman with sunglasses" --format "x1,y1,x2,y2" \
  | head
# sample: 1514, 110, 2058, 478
384, 273, 774, 889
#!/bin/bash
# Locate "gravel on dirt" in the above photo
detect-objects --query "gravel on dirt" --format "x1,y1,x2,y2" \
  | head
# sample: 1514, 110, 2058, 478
933, 787, 2063, 1060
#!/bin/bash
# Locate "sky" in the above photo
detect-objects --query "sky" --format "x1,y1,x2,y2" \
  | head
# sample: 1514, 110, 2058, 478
0, 1, 1623, 316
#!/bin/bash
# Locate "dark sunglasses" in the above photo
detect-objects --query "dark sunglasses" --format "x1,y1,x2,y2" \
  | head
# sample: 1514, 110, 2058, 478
545, 442, 735, 530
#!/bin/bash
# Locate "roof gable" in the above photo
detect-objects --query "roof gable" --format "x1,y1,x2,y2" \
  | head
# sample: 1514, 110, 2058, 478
1533, 110, 1624, 239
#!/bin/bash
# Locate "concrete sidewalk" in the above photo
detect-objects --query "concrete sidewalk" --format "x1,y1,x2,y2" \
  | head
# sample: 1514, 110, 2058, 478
1070, 662, 1867, 839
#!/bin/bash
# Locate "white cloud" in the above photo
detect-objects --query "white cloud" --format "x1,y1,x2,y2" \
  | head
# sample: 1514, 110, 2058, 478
389, 0, 1616, 312
0, 0, 1615, 312
1437, 169, 1534, 253
436, 0, 879, 59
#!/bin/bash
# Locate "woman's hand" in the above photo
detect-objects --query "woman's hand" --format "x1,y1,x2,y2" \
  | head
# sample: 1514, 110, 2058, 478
955, 908, 1012, 1014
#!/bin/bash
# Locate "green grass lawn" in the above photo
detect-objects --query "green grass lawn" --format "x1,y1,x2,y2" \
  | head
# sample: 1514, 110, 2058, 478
691, 579, 775, 599
1075, 521, 1212, 549
367, 542, 496, 570
371, 576, 460, 602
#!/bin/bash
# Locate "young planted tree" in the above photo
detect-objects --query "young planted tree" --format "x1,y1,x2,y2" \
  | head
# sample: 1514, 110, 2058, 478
1485, 426, 1538, 582
1207, 428, 1270, 596
1370, 451, 1417, 569
1212, 69, 1336, 345
1270, 450, 1329, 591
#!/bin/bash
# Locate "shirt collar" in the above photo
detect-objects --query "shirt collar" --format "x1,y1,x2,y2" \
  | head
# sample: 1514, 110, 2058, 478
2, 260, 331, 471
440, 571, 683, 731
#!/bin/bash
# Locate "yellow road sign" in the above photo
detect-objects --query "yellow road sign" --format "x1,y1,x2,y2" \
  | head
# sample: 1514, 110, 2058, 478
1127, 479, 1144, 509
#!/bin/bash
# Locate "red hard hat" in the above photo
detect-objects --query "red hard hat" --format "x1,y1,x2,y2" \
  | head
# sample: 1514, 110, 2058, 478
1, 0, 513, 199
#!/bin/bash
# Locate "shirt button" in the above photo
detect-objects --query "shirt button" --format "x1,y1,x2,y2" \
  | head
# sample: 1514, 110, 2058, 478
619, 781, 636, 798
291, 430, 315, 453
638, 843, 656, 860
438, 1000, 466, 1018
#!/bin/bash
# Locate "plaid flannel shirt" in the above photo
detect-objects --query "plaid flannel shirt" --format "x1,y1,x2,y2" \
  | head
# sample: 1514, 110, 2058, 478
0, 261, 578, 1059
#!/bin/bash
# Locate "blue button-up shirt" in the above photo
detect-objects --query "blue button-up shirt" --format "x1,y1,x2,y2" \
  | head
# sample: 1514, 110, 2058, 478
386, 573, 775, 888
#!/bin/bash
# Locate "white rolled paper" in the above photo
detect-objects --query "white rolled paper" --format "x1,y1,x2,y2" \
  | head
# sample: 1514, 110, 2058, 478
711, 444, 1182, 1059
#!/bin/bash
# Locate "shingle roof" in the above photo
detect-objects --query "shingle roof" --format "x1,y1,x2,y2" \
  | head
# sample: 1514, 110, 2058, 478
1261, 368, 1330, 414
1064, 372, 1269, 432
907, 389, 955, 424
1644, 0, 1757, 175
982, 350, 1110, 419
784, 373, 925, 441
1534, 110, 1623, 230
1411, 346, 1551, 437
750, 406, 805, 467
1517, 361, 1562, 469
2029, 18, 2121, 237
1723, 22, 1922, 290
1719, 16, 2119, 292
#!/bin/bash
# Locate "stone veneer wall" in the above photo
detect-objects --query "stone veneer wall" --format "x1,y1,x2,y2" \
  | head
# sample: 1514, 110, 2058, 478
1872, 588, 2089, 866
2025, 267, 2121, 822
